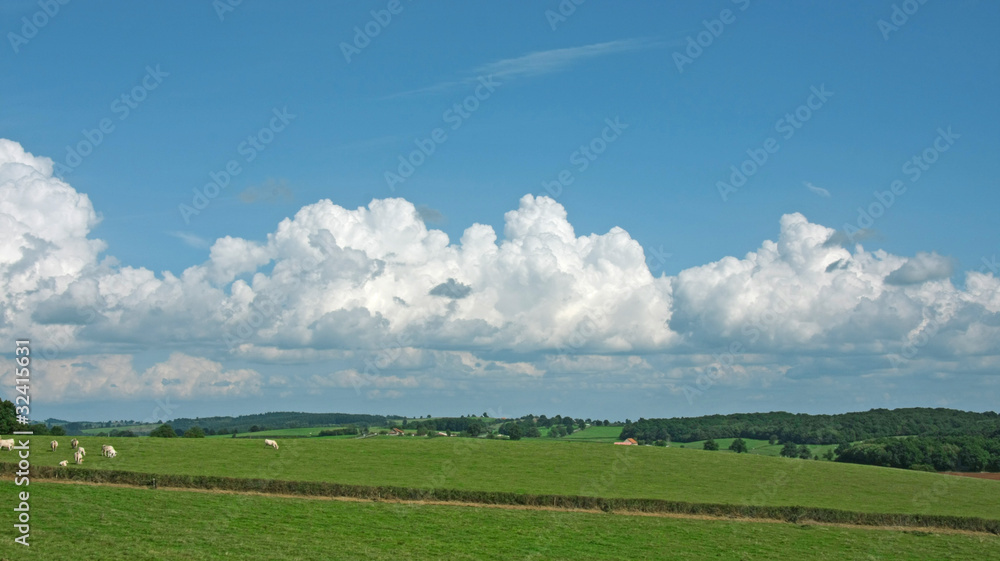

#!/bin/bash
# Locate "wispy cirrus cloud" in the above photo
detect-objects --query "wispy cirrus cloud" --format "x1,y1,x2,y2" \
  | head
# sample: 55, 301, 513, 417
805, 181, 831, 198
168, 230, 210, 249
389, 38, 657, 97
475, 38, 653, 80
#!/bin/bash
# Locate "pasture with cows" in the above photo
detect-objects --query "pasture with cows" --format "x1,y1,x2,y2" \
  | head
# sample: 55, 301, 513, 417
3, 433, 1000, 520
5, 2, 1000, 559
3, 409, 1000, 559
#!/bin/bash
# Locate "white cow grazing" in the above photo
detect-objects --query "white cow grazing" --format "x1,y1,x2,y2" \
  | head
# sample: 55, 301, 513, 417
78, 446, 86, 457
264, 439, 279, 450
101, 444, 112, 457
58, 460, 68, 466
0, 439, 13, 451
74, 450, 83, 464
71, 438, 79, 449
51, 440, 58, 452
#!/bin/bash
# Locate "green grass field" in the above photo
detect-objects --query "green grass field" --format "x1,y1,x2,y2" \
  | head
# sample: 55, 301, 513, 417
560, 425, 623, 442
10, 435, 999, 520
680, 438, 841, 459
1, 481, 997, 561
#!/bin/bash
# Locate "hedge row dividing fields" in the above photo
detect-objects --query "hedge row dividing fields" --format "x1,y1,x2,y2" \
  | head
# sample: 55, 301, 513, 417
3, 462, 997, 535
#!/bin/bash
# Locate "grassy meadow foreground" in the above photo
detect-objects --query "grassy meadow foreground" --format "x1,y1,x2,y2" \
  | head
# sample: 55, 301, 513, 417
1, 481, 997, 561
7, 434, 1000, 520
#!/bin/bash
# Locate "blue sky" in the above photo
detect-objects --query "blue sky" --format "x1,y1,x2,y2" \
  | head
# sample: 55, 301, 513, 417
2, 1, 998, 423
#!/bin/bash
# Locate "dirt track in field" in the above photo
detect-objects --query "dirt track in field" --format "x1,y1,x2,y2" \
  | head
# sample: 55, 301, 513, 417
20, 477, 1000, 538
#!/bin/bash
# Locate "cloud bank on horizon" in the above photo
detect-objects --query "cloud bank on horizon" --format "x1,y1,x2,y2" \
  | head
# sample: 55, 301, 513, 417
3, 139, 998, 413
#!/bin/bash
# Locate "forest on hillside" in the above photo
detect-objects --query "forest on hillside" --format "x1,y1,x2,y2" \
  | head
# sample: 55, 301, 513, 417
26, 409, 396, 436
619, 408, 1000, 445
154, 411, 398, 434
834, 436, 1000, 472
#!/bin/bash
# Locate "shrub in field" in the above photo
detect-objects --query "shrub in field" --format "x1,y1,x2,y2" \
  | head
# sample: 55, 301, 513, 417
149, 424, 177, 438
465, 421, 484, 437
781, 442, 799, 458
505, 424, 523, 441
317, 428, 357, 437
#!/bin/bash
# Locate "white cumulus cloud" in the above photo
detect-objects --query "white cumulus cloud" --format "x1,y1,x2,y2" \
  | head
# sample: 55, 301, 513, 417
2, 138, 998, 404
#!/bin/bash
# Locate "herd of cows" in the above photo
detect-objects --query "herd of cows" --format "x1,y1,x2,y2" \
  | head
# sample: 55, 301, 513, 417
0, 435, 279, 466
0, 437, 117, 465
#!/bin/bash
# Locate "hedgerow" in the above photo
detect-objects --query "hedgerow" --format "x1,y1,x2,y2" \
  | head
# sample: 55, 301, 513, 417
2, 462, 996, 534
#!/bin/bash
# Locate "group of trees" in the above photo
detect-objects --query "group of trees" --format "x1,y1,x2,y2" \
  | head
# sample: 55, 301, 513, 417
700, 438, 824, 459
534, 415, 604, 429
317, 427, 359, 437
697, 431, 1000, 471
497, 420, 542, 440
406, 416, 490, 435
401, 414, 594, 440
620, 408, 1000, 444
149, 424, 206, 438
53, 419, 153, 435
835, 436, 1000, 472
638, 408, 1000, 472
497, 415, 601, 440
780, 442, 822, 460
702, 439, 748, 453
149, 424, 177, 438
18, 408, 625, 441
108, 429, 137, 437
0, 399, 57, 435
1, 400, 23, 434
546, 424, 573, 438
3, 409, 399, 438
